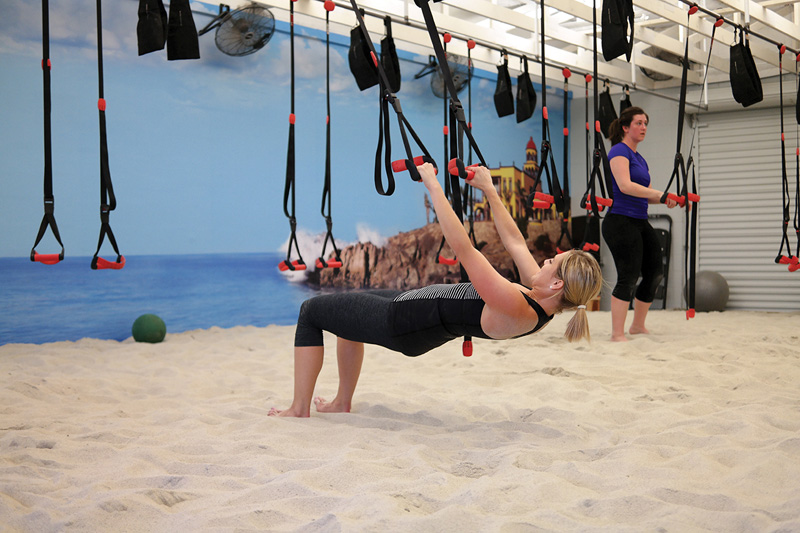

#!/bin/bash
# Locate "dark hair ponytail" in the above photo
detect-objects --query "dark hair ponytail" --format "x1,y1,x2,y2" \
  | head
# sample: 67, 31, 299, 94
608, 106, 649, 145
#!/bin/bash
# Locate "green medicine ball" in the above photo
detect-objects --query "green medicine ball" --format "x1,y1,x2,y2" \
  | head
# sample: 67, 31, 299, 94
132, 314, 167, 343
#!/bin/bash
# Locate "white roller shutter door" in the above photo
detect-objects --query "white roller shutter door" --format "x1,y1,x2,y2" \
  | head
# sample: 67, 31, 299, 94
696, 106, 800, 311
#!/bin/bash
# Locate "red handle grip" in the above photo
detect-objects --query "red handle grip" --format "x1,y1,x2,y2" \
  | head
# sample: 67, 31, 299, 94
462, 339, 473, 357
582, 242, 600, 252
392, 156, 430, 173
596, 197, 613, 207
532, 200, 551, 209
666, 193, 686, 207
315, 258, 342, 269
278, 260, 307, 272
437, 256, 458, 266
93, 256, 125, 270
33, 253, 62, 265
534, 192, 554, 204
448, 158, 479, 180
582, 196, 612, 209
686, 193, 700, 203
686, 308, 696, 319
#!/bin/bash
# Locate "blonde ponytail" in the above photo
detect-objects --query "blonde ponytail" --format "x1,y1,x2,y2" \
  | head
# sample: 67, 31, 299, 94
556, 251, 603, 342
564, 306, 590, 342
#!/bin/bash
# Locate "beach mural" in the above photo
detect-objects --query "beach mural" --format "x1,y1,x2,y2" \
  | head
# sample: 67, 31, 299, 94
0, 0, 569, 345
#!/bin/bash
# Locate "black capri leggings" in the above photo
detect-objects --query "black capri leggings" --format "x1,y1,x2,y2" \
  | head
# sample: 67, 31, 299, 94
294, 289, 405, 351
602, 213, 664, 303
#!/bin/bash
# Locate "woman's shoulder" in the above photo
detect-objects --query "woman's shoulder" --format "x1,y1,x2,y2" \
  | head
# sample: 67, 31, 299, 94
608, 142, 633, 159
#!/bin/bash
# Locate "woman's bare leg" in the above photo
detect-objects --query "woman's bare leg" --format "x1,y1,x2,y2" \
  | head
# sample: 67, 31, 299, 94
269, 346, 324, 418
629, 298, 652, 335
610, 296, 629, 342
315, 338, 364, 413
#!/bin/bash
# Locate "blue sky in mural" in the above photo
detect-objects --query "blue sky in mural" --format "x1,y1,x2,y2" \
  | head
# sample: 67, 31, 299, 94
0, 0, 568, 258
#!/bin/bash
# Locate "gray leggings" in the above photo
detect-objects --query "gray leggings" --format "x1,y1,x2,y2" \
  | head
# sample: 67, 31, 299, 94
294, 290, 405, 351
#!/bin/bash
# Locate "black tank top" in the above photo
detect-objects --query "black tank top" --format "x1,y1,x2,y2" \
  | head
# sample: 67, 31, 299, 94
389, 282, 554, 356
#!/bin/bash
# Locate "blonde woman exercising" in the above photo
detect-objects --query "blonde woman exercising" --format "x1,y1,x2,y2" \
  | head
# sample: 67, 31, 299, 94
270, 163, 602, 417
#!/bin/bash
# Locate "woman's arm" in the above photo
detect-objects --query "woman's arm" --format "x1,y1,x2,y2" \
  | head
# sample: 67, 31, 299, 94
610, 156, 677, 207
466, 166, 540, 281
418, 164, 531, 315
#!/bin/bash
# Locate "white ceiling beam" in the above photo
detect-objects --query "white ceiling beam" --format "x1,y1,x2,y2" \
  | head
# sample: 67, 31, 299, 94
714, 0, 800, 46
633, 0, 784, 69
223, 0, 787, 86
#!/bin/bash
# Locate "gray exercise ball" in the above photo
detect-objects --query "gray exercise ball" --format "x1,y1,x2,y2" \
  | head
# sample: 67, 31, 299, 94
691, 271, 730, 312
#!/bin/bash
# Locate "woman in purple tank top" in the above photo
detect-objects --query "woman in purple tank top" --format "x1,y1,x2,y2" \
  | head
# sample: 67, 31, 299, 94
602, 107, 678, 342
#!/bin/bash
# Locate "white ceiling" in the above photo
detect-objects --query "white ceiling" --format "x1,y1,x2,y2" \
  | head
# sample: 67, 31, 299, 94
208, 0, 800, 91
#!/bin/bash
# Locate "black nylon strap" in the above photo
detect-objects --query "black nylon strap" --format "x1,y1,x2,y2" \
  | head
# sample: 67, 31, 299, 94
31, 0, 65, 263
684, 158, 699, 311
776, 46, 793, 264
555, 72, 574, 251
794, 59, 800, 265
318, 7, 340, 268
281, 0, 305, 271
414, 0, 474, 353
660, 18, 693, 204
92, 0, 124, 269
349, 2, 434, 193
670, 11, 719, 314
577, 0, 613, 255
530, 0, 565, 214
414, 0, 486, 169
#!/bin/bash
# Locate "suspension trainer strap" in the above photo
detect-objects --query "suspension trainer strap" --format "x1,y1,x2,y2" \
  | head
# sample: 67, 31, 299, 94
528, 0, 565, 216
91, 0, 125, 270
688, 17, 722, 316
464, 39, 479, 250
585, 74, 591, 192
792, 54, 800, 271
671, 8, 718, 317
279, 0, 306, 272
349, 3, 435, 193
555, 69, 574, 252
682, 155, 699, 316
31, 0, 65, 265
316, 2, 342, 270
776, 44, 794, 268
435, 34, 457, 266
578, 0, 615, 256
414, 0, 486, 173
661, 9, 693, 207
413, 2, 480, 356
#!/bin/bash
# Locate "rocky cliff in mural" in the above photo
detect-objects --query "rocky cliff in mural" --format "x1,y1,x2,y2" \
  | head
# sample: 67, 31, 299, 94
307, 220, 563, 290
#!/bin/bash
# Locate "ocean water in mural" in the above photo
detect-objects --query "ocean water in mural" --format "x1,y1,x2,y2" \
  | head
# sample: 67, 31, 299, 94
0, 253, 318, 345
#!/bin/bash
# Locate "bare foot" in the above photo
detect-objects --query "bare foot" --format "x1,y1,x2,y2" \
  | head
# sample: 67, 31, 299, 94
313, 396, 351, 413
610, 334, 628, 342
268, 406, 310, 418
629, 325, 650, 335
